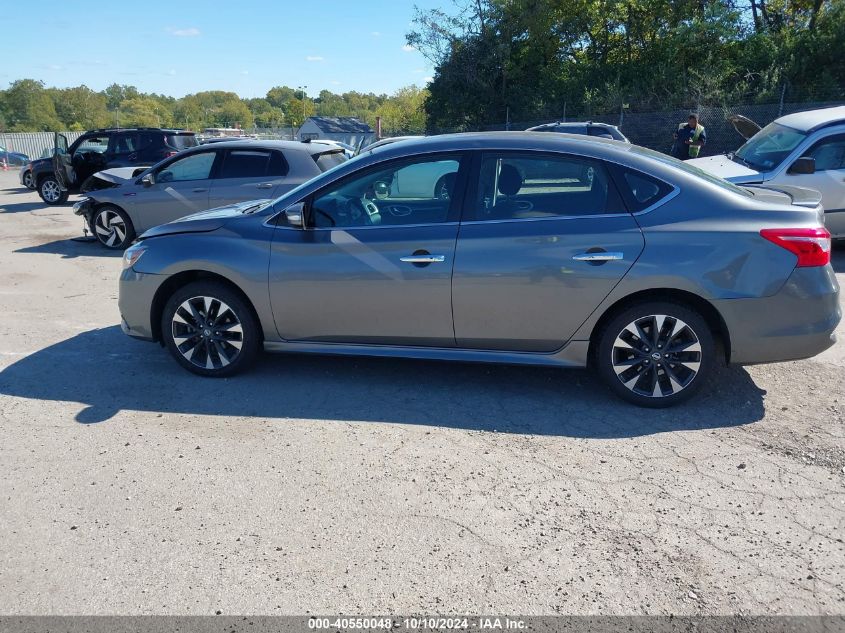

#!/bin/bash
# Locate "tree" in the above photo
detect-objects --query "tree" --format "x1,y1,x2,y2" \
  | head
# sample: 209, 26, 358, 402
50, 86, 110, 130
3, 79, 62, 131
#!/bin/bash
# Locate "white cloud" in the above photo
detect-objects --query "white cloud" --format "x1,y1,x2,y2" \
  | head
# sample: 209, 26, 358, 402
371, 31, 381, 36
168, 69, 177, 76
330, 80, 341, 85
412, 68, 425, 74
306, 55, 324, 62
240, 70, 249, 75
422, 76, 434, 84
48, 64, 63, 71
402, 44, 415, 52
167, 27, 200, 37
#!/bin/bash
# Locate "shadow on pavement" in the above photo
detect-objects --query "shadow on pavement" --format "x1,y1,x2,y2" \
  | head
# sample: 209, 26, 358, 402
0, 326, 767, 436
15, 238, 121, 258
0, 199, 52, 214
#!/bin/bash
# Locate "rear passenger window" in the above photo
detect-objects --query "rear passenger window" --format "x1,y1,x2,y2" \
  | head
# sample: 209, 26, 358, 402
472, 153, 625, 221
620, 170, 674, 212
219, 150, 287, 179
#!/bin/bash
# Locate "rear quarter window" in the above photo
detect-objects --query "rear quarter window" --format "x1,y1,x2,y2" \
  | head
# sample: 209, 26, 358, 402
314, 151, 348, 172
166, 134, 199, 150
617, 169, 675, 212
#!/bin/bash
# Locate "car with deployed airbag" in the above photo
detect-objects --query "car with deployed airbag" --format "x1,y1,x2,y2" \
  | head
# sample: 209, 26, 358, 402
118, 132, 840, 407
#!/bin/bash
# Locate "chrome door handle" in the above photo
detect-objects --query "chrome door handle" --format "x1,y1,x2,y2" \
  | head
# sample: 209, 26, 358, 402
257, 183, 274, 189
572, 252, 623, 262
400, 255, 445, 264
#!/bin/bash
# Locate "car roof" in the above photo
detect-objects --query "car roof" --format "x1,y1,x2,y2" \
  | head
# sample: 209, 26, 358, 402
363, 131, 623, 156
528, 121, 618, 130
186, 139, 339, 156
775, 106, 845, 133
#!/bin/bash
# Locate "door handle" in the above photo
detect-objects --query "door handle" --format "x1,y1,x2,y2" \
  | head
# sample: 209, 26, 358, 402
192, 188, 207, 193
257, 182, 274, 189
572, 251, 623, 262
400, 255, 445, 264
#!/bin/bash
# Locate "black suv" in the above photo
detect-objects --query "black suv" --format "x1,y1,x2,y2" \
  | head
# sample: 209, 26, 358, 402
32, 128, 198, 205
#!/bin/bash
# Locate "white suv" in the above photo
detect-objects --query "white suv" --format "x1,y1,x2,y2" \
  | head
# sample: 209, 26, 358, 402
688, 105, 845, 238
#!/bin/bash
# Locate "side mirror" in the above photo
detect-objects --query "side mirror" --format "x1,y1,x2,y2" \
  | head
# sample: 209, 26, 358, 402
284, 201, 305, 228
788, 156, 815, 175
140, 174, 154, 187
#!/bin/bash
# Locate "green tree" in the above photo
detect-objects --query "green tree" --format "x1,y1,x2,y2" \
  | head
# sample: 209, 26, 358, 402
3, 79, 62, 131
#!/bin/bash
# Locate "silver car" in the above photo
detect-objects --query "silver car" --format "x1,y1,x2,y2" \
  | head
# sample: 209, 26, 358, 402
74, 140, 347, 249
118, 132, 840, 407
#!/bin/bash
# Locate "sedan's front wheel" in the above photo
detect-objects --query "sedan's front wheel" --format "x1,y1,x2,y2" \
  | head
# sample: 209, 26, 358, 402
93, 205, 135, 249
162, 281, 261, 377
596, 302, 715, 407
22, 170, 34, 189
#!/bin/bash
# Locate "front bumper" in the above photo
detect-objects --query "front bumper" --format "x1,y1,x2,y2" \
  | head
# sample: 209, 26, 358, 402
717, 265, 841, 364
119, 267, 162, 342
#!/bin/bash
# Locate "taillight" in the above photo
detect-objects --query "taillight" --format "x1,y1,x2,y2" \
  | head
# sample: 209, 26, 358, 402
760, 227, 831, 267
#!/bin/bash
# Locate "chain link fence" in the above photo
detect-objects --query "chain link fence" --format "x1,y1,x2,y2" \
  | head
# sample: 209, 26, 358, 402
0, 131, 85, 162
427, 99, 845, 156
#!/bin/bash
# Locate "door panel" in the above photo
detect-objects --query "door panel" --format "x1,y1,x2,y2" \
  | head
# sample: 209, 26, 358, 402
453, 217, 644, 351
269, 224, 458, 346
133, 181, 211, 232
209, 149, 289, 208
452, 151, 644, 352
790, 134, 845, 237
268, 152, 467, 346
133, 151, 218, 231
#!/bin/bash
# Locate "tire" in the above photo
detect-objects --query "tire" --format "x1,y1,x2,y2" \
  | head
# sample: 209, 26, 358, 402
161, 281, 261, 377
22, 170, 34, 189
92, 205, 135, 249
595, 301, 715, 408
38, 176, 69, 205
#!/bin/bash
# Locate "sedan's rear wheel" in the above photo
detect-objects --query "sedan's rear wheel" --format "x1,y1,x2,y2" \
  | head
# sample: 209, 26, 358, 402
596, 302, 714, 407
93, 205, 135, 249
162, 281, 260, 377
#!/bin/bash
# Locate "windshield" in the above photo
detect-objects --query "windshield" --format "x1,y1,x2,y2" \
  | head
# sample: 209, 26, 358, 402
734, 122, 807, 172
166, 134, 198, 150
629, 144, 751, 197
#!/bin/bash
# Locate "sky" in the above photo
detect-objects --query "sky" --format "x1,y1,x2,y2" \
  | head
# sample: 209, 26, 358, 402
1, 0, 447, 98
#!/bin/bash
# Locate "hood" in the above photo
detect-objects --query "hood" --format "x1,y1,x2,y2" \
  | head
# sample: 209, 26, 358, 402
686, 154, 762, 181
92, 166, 149, 184
139, 199, 271, 239
727, 114, 761, 140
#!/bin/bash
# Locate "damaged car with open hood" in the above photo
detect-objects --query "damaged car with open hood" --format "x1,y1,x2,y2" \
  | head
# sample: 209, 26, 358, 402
74, 140, 347, 249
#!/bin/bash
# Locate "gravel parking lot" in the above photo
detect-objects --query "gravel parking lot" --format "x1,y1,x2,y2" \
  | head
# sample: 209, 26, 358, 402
0, 169, 843, 615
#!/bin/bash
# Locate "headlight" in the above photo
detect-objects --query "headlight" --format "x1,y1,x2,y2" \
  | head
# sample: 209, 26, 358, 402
72, 198, 90, 213
122, 245, 146, 270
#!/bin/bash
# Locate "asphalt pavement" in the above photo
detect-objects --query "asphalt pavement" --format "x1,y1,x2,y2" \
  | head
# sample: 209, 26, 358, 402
0, 170, 843, 615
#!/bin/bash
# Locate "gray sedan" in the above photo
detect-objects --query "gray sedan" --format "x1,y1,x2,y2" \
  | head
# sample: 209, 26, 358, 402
74, 140, 347, 249
118, 132, 840, 407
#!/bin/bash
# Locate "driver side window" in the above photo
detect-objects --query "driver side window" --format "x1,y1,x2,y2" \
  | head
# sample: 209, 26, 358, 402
310, 155, 461, 228
156, 151, 217, 183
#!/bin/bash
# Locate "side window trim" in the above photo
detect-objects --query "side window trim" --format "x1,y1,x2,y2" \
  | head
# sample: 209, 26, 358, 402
802, 133, 845, 172
302, 151, 470, 229
461, 149, 630, 223
153, 150, 220, 182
